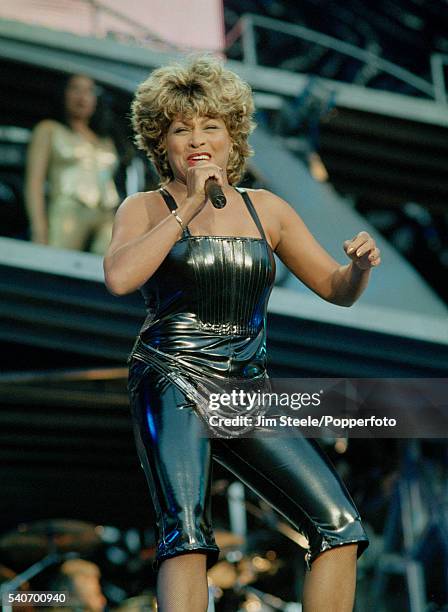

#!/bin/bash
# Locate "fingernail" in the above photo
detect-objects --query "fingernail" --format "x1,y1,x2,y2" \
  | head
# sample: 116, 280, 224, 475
347, 248, 353, 253
356, 250, 362, 256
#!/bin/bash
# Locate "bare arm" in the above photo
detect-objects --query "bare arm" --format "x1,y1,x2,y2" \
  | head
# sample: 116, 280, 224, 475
327, 260, 372, 307
104, 163, 224, 295
103, 192, 199, 295
24, 120, 54, 244
261, 191, 381, 306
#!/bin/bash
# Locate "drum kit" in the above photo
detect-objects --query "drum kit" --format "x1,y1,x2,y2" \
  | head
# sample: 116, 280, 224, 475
0, 520, 104, 611
0, 489, 306, 611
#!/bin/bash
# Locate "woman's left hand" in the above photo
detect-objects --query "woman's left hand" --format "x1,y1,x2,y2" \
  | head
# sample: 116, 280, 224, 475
343, 231, 381, 270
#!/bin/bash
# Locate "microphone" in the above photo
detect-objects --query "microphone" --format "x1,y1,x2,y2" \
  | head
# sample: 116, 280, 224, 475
205, 178, 227, 209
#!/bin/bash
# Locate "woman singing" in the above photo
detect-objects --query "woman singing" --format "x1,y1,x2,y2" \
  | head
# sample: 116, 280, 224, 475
104, 56, 380, 612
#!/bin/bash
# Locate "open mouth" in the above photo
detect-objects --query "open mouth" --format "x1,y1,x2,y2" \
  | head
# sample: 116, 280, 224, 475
187, 153, 211, 165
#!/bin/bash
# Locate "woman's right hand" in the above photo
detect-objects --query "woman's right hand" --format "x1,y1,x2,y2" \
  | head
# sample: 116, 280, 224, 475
182, 162, 224, 219
104, 165, 224, 296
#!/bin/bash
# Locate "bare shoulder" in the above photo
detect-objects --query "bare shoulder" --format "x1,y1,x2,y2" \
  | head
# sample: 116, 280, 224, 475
32, 119, 59, 136
240, 188, 291, 249
106, 191, 164, 256
28, 120, 58, 148
242, 187, 291, 214
116, 190, 156, 221
118, 190, 159, 209
113, 189, 171, 231
247, 188, 307, 225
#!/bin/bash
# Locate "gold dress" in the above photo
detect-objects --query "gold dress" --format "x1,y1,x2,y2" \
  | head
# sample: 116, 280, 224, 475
47, 122, 119, 254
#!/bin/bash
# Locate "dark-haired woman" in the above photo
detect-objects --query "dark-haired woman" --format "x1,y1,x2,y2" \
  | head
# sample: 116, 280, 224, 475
25, 74, 120, 254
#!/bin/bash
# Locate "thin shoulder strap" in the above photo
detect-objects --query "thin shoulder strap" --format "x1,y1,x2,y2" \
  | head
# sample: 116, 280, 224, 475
159, 188, 191, 237
235, 187, 268, 243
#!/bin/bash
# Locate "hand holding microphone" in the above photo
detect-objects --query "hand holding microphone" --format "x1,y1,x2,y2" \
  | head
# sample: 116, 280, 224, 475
205, 178, 227, 209
185, 162, 227, 216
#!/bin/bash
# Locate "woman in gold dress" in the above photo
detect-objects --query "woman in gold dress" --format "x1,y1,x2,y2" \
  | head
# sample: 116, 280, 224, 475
25, 74, 120, 254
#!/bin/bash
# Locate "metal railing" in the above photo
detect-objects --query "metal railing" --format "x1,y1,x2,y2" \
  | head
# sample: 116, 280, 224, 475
86, 0, 178, 49
226, 13, 447, 104
430, 53, 448, 104
0, 0, 180, 51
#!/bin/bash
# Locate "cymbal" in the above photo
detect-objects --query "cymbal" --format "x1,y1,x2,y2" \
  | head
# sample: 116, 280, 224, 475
214, 530, 244, 549
208, 560, 239, 589
208, 552, 281, 590
114, 593, 156, 611
0, 519, 102, 564
237, 553, 281, 585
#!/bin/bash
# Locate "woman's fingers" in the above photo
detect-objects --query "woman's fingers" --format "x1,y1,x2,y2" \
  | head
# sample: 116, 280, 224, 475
345, 231, 370, 255
368, 248, 381, 265
186, 163, 224, 198
354, 239, 375, 258
344, 232, 381, 269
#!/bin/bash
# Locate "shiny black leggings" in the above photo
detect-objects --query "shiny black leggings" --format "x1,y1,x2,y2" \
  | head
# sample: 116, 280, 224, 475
128, 360, 369, 571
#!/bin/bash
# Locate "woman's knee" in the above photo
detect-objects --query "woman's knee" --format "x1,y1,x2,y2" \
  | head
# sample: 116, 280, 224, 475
313, 543, 358, 567
158, 552, 208, 575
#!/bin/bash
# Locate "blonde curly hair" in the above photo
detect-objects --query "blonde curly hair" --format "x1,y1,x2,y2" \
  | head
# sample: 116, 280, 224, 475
131, 55, 256, 185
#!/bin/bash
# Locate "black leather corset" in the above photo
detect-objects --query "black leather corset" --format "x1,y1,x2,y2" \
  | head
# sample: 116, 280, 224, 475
130, 188, 276, 379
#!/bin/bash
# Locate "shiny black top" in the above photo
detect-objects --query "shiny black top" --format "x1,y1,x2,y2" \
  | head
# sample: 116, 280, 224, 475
130, 188, 276, 380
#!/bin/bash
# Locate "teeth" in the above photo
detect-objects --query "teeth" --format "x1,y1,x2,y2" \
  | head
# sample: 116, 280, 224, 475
190, 155, 210, 160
